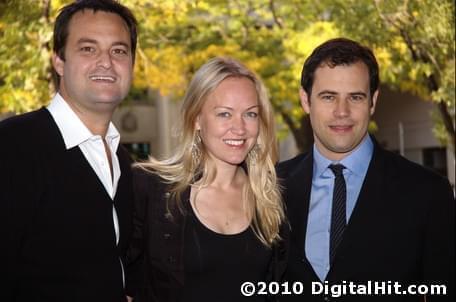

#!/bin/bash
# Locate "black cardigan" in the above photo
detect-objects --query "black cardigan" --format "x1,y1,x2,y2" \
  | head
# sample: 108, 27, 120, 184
125, 167, 289, 302
0, 108, 134, 302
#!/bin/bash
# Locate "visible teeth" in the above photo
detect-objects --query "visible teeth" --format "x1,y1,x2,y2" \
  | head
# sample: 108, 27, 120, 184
224, 139, 244, 146
90, 76, 115, 82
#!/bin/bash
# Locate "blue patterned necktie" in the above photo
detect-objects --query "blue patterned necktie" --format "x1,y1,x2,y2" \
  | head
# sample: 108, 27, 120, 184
329, 164, 346, 264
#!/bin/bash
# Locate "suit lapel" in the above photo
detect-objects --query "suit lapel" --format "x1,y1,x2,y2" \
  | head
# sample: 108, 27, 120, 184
284, 152, 313, 258
283, 151, 323, 281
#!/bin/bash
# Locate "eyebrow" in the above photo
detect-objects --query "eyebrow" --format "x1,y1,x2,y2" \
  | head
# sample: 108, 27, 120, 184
214, 105, 259, 110
317, 90, 367, 97
317, 90, 338, 96
76, 38, 130, 49
349, 92, 367, 97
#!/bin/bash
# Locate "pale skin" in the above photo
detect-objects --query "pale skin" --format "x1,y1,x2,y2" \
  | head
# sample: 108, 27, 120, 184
300, 61, 378, 161
52, 10, 134, 178
192, 77, 260, 235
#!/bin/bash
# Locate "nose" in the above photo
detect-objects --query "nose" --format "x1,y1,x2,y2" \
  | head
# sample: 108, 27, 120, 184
230, 115, 246, 135
334, 98, 350, 118
96, 51, 113, 69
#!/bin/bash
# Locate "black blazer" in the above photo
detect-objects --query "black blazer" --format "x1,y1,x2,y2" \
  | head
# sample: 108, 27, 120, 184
125, 167, 288, 302
0, 108, 134, 302
277, 138, 454, 302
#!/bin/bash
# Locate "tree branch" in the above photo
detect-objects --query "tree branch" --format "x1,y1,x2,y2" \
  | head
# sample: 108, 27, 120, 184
269, 0, 283, 29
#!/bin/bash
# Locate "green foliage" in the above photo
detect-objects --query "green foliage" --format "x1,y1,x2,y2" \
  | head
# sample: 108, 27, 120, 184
0, 0, 53, 113
321, 0, 455, 147
1, 0, 454, 149
126, 0, 340, 144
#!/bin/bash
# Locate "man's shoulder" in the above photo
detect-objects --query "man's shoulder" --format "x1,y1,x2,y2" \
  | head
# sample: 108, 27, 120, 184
132, 165, 167, 191
0, 108, 50, 135
276, 152, 310, 178
0, 109, 55, 165
376, 146, 451, 186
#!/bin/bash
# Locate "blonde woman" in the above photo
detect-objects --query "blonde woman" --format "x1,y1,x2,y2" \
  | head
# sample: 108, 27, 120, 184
126, 57, 287, 302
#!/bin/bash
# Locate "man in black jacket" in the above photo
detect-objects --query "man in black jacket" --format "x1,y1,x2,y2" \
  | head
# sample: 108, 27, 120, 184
0, 1, 137, 301
278, 38, 454, 302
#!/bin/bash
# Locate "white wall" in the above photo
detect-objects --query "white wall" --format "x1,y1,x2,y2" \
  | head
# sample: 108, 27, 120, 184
112, 104, 156, 144
113, 94, 181, 160
373, 87, 454, 185
373, 87, 441, 150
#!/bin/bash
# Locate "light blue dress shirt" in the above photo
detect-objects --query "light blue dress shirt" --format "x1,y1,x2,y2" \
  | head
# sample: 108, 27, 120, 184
305, 135, 373, 281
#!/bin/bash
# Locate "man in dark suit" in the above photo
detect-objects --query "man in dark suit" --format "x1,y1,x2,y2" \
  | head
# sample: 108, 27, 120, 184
0, 1, 137, 301
278, 38, 454, 302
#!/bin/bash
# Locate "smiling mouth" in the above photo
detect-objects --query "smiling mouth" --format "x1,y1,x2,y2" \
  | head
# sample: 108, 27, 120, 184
224, 139, 245, 146
89, 75, 116, 83
329, 125, 353, 132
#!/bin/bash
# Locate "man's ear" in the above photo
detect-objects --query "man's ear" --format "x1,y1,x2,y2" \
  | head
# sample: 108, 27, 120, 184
370, 89, 379, 115
52, 53, 64, 78
299, 88, 311, 114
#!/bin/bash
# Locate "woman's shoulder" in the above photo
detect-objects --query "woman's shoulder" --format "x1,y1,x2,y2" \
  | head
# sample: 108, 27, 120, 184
132, 165, 169, 193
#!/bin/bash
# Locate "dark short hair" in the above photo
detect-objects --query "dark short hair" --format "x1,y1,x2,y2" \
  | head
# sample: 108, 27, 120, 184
52, 0, 138, 87
301, 37, 379, 98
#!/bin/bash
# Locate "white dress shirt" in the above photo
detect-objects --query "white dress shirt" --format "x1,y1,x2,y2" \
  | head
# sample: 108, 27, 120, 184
47, 93, 121, 245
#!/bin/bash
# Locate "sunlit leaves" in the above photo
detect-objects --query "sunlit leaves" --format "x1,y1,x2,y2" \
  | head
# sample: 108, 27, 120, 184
324, 0, 455, 146
1, 0, 453, 148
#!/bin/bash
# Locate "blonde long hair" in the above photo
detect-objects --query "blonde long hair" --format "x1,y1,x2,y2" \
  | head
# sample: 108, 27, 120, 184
141, 57, 284, 247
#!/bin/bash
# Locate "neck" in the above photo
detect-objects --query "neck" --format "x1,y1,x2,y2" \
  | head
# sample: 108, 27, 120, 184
76, 111, 111, 137
208, 160, 246, 189
63, 98, 112, 137
315, 134, 369, 162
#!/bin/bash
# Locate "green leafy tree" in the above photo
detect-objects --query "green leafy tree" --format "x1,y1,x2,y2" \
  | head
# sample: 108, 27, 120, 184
127, 0, 454, 151
317, 0, 455, 148
126, 0, 340, 151
0, 0, 59, 113
1, 0, 454, 151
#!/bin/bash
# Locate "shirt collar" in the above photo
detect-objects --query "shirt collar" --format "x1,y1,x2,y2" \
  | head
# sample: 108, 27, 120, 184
47, 93, 120, 151
339, 135, 373, 176
105, 121, 121, 152
313, 135, 374, 178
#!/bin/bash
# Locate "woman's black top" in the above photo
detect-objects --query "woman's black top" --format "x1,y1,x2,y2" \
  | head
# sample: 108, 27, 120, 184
125, 169, 289, 302
182, 206, 272, 302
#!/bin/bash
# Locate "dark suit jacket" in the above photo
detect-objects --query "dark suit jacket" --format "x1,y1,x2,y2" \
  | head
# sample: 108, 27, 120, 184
0, 108, 134, 302
125, 167, 288, 302
277, 139, 454, 302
